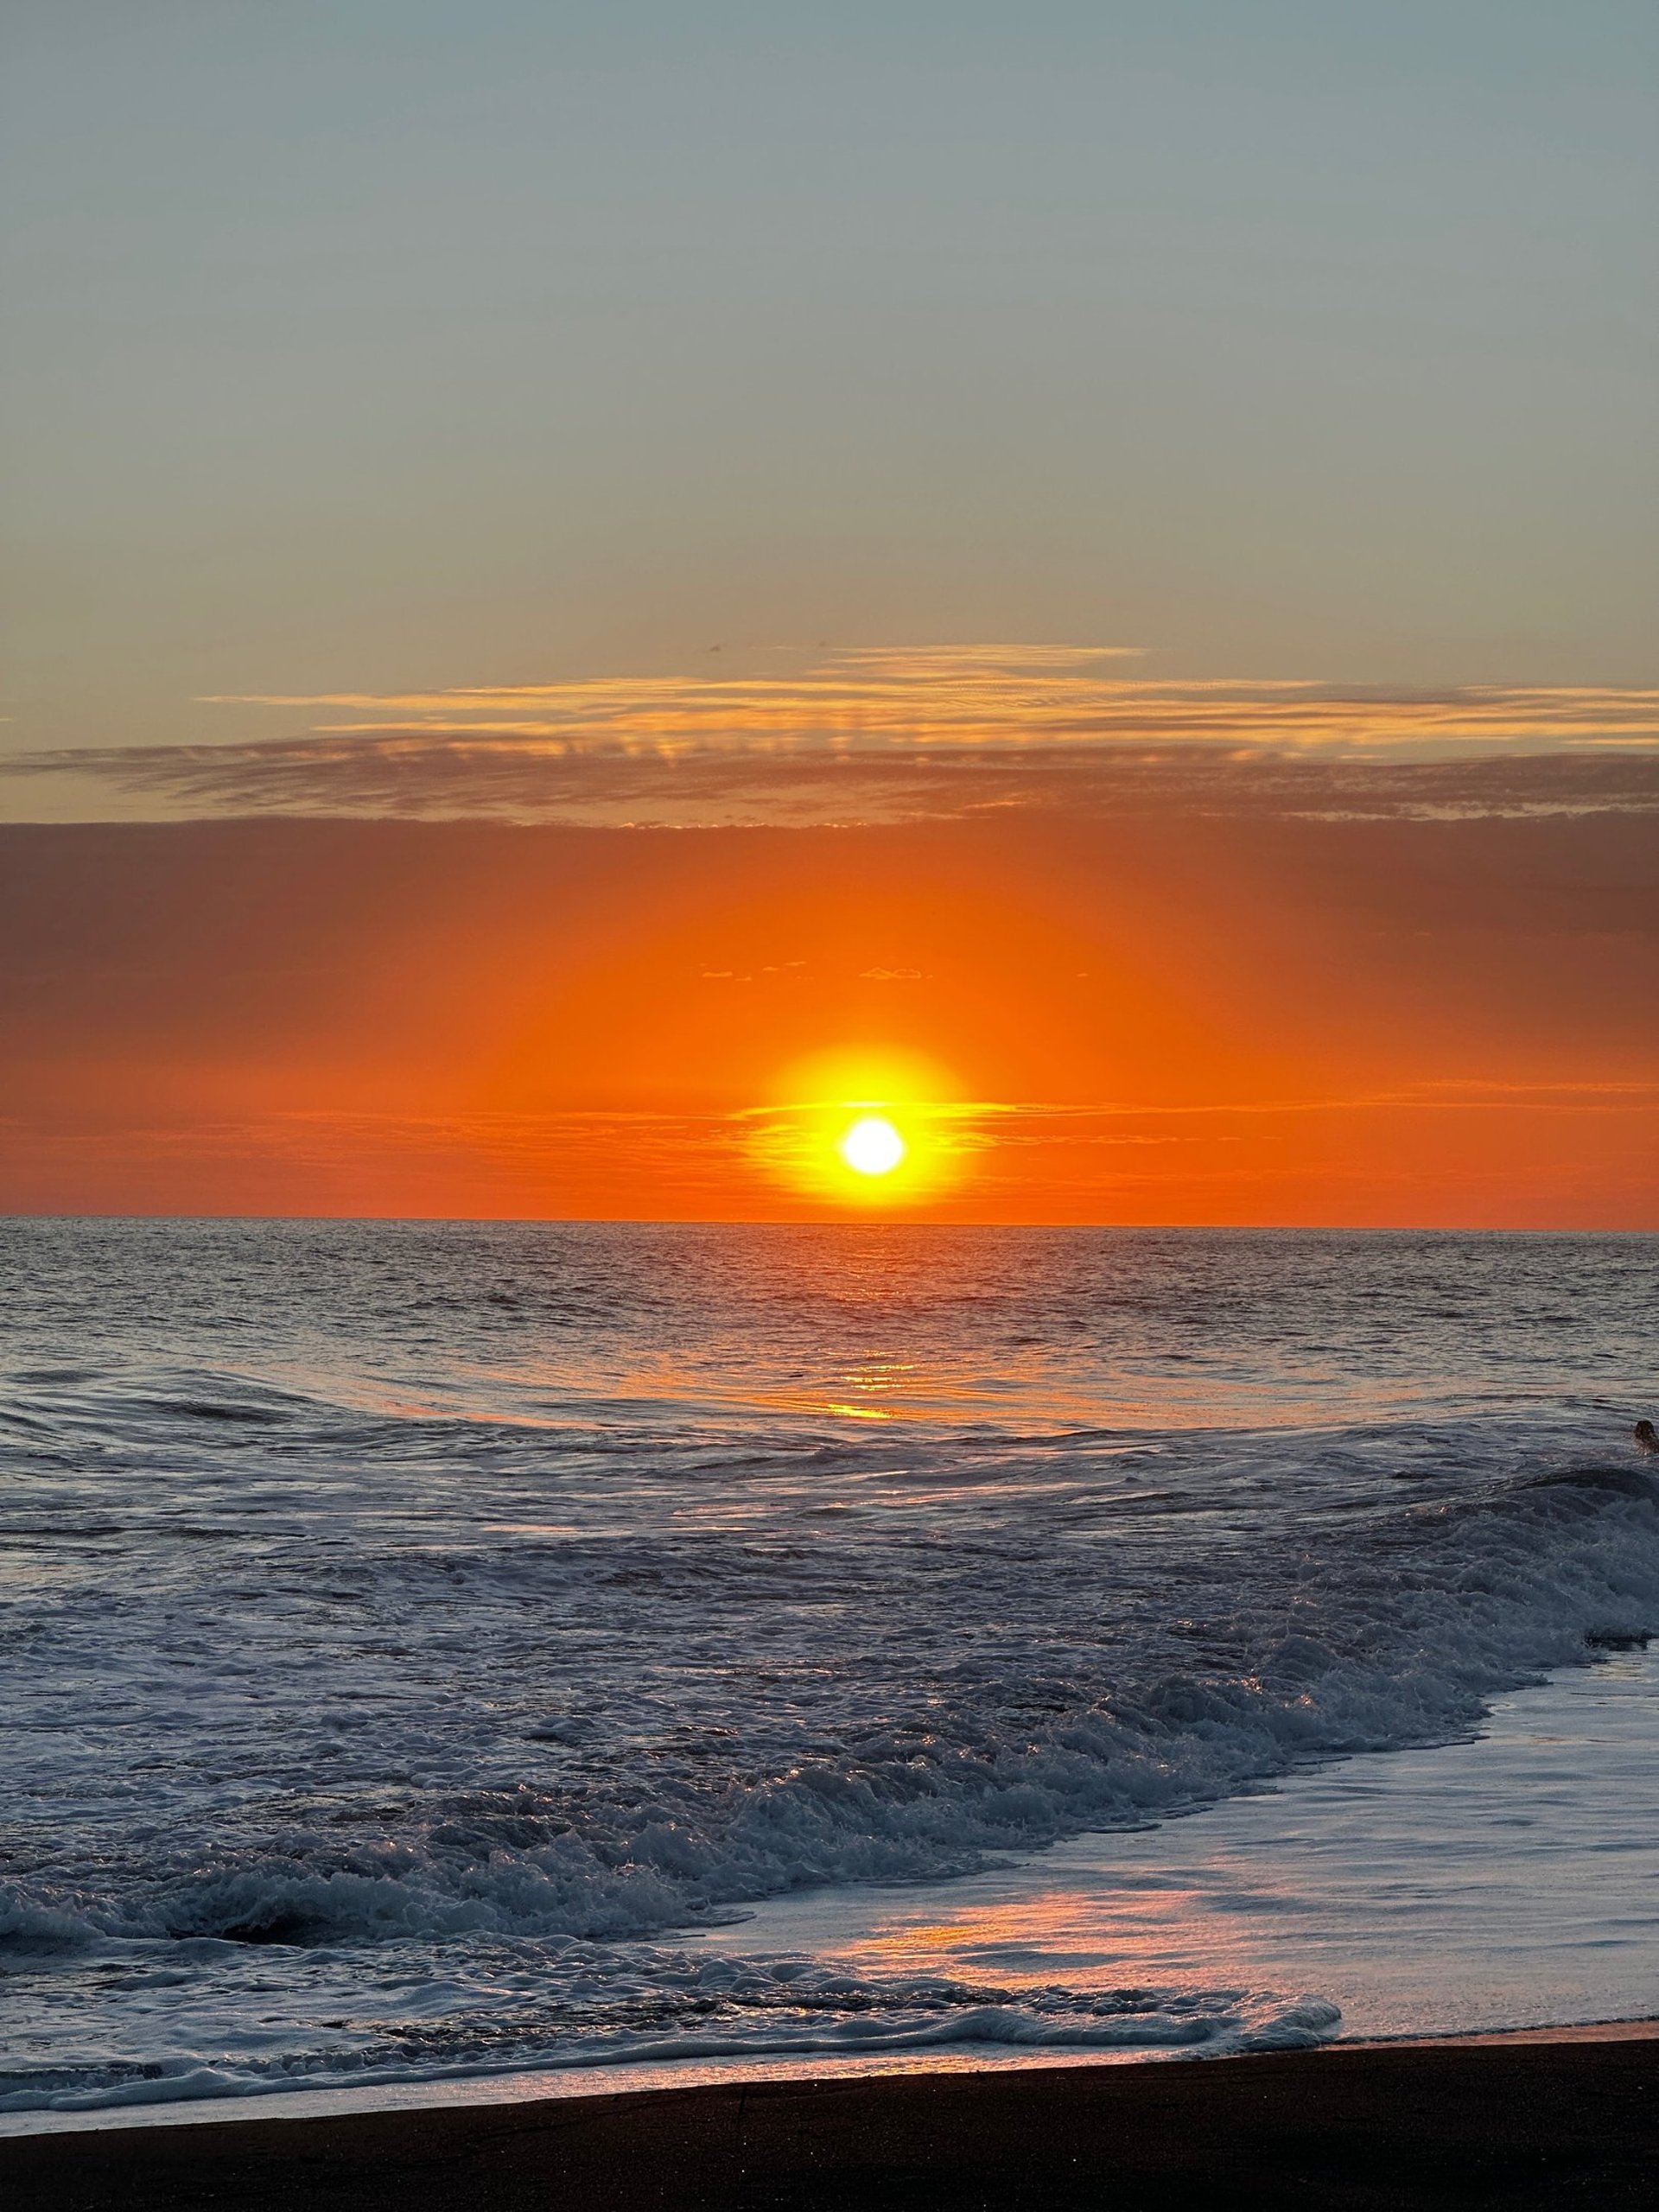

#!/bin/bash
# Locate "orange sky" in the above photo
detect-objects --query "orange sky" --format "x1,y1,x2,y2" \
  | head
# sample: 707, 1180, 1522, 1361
6, 17, 1656, 1229
4, 801, 1655, 1225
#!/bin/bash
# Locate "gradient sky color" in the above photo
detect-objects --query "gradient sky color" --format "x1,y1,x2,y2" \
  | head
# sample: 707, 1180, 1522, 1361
2, 5, 1656, 1222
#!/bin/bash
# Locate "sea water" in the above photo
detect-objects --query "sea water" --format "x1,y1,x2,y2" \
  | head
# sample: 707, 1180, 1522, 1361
1, 1220, 1655, 2115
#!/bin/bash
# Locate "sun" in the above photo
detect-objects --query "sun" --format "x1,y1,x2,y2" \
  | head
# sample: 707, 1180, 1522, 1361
839, 1115, 906, 1177
750, 1048, 969, 1208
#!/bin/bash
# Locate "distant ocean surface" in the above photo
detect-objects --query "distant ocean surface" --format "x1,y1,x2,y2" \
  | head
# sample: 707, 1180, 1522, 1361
3, 1220, 1656, 2113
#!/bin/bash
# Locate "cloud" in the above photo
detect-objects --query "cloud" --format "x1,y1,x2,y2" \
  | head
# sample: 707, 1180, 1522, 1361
192, 648, 1659, 754
6, 645, 1659, 827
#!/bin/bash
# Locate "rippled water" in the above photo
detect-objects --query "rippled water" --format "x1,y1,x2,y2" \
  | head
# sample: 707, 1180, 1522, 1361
1, 1221, 1655, 2110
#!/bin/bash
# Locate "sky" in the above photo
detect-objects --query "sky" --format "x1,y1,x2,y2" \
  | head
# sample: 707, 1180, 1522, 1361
2, 3, 1656, 1223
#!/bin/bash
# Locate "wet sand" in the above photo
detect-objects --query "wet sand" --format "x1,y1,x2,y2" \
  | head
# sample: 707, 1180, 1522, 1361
4, 2027, 1656, 2210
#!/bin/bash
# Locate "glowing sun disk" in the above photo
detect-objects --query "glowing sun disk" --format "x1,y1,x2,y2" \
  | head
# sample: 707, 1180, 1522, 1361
839, 1116, 906, 1176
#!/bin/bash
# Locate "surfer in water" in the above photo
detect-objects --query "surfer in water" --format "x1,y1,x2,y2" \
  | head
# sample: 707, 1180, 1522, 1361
1636, 1420, 1659, 1455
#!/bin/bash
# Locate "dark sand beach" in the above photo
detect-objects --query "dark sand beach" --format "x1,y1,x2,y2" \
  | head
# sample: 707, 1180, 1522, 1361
6, 2029, 1657, 2211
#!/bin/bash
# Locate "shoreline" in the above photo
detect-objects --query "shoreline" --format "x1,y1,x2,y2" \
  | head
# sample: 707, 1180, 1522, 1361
4, 2022, 1656, 2209
7, 2012, 1656, 2142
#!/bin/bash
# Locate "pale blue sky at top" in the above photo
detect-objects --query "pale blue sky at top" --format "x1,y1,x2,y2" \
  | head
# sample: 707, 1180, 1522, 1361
3, 2, 1656, 794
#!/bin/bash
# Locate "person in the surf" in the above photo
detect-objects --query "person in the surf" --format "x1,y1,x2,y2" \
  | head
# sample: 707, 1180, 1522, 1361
1636, 1419, 1659, 1455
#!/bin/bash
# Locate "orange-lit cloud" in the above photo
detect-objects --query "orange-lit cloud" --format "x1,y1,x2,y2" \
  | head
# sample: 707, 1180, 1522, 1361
4, 646, 1659, 828
189, 650, 1659, 754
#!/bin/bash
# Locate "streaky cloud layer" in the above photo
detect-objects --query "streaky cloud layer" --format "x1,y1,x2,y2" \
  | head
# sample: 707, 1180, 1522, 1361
7, 647, 1659, 827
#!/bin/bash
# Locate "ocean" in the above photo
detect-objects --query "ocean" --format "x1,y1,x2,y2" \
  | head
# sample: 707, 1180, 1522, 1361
2, 1219, 1656, 2117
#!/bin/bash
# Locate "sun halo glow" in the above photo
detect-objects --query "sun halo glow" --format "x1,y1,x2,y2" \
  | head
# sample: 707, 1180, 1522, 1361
753, 1049, 965, 1210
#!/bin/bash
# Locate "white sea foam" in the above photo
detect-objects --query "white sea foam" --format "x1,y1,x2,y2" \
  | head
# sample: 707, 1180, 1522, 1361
0, 1944, 1342, 2113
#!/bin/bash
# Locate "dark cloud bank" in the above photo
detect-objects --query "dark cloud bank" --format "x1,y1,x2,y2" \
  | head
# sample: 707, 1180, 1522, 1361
7, 734, 1659, 828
